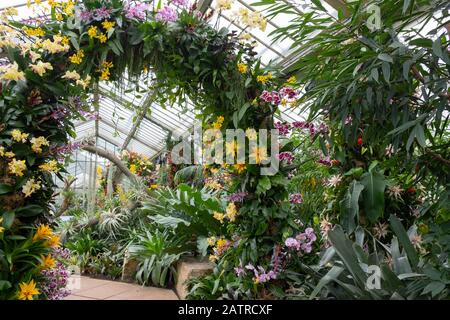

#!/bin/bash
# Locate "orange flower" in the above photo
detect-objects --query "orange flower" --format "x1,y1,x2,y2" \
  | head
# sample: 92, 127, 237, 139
32, 224, 53, 241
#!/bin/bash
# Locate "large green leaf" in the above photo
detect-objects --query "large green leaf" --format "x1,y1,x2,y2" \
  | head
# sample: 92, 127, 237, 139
340, 180, 364, 232
328, 226, 368, 288
0, 184, 13, 195
360, 169, 386, 223
389, 215, 419, 268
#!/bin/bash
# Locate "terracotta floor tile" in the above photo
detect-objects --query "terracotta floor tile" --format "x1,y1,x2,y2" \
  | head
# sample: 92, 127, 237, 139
106, 286, 178, 300
65, 276, 178, 300
74, 282, 131, 299
69, 276, 110, 294
64, 294, 97, 300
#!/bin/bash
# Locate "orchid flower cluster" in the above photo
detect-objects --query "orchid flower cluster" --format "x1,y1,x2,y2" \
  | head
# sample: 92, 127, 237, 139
292, 121, 329, 138
124, 1, 150, 20
155, 6, 178, 22
289, 193, 303, 204
272, 120, 330, 140
285, 227, 317, 254
234, 263, 278, 284
278, 151, 295, 164
228, 191, 248, 202
207, 237, 233, 262
39, 248, 72, 300
80, 6, 113, 22
260, 87, 299, 106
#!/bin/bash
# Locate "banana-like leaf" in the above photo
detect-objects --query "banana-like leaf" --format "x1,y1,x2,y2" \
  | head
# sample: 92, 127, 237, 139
340, 180, 364, 232
389, 214, 419, 268
310, 265, 344, 299
328, 226, 368, 288
360, 170, 386, 223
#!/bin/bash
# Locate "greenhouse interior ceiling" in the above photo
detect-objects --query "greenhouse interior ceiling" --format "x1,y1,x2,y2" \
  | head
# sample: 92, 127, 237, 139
0, 0, 449, 306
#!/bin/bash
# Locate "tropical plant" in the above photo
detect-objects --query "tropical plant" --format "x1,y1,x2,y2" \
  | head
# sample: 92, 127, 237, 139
128, 229, 187, 287
140, 183, 226, 249
311, 215, 449, 299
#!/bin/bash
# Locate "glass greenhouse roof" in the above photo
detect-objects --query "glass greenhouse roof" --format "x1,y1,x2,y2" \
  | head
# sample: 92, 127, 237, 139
5, 0, 340, 180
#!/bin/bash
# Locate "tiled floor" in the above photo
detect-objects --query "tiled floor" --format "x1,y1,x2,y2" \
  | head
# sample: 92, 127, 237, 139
65, 276, 179, 300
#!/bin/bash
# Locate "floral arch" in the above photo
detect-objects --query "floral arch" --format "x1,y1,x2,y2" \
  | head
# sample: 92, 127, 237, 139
0, 0, 449, 301
0, 0, 293, 299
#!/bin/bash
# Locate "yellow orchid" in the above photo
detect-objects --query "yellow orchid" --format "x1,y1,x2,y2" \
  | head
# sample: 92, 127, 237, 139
8, 159, 27, 177
11, 129, 29, 143
22, 178, 41, 197
30, 61, 53, 76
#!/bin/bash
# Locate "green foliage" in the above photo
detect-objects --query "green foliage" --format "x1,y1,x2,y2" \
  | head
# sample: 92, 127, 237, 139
311, 218, 449, 299
141, 184, 226, 249
128, 229, 186, 287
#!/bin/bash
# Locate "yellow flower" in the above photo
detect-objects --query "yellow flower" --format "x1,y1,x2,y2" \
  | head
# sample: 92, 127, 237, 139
102, 61, 114, 69
62, 70, 81, 81
5, 151, 15, 158
63, 0, 75, 16
40, 254, 56, 269
88, 26, 98, 38
205, 180, 222, 190
209, 254, 218, 262
76, 75, 91, 89
250, 146, 267, 164
22, 178, 41, 197
96, 165, 103, 177
150, 184, 158, 189
8, 159, 27, 177
69, 49, 85, 65
225, 202, 238, 222
102, 21, 116, 31
0, 146, 3, 156
23, 26, 45, 37
61, 36, 70, 46
212, 121, 222, 130
245, 128, 257, 140
55, 12, 63, 21
100, 69, 110, 80
239, 32, 252, 42
129, 164, 137, 174
215, 0, 233, 10
97, 33, 107, 43
216, 238, 228, 249
256, 72, 273, 84
0, 217, 4, 234
29, 51, 42, 63
47, 0, 57, 8
33, 224, 53, 241
18, 280, 40, 300
45, 234, 60, 247
233, 163, 246, 174
2, 7, 18, 16
41, 38, 68, 54
237, 63, 247, 73
30, 61, 53, 76
286, 76, 297, 85
207, 236, 217, 246
30, 136, 49, 153
0, 62, 26, 81
213, 212, 225, 223
212, 116, 224, 130
225, 140, 239, 157
11, 129, 29, 143
39, 160, 59, 172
